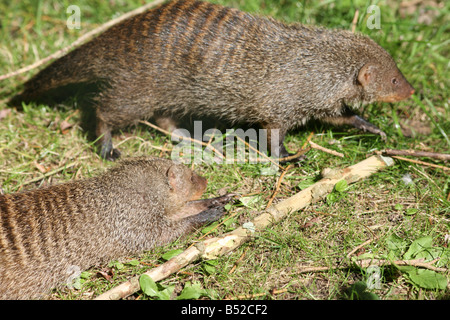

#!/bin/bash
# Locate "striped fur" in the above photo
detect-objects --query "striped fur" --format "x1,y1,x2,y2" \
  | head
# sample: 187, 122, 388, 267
0, 157, 231, 299
11, 0, 413, 160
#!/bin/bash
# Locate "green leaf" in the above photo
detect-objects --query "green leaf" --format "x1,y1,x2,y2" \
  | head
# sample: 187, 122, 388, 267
157, 286, 175, 300
352, 253, 375, 260
126, 259, 140, 266
222, 217, 236, 229
177, 282, 207, 300
403, 236, 433, 260
405, 208, 418, 215
139, 275, 174, 300
344, 281, 380, 300
71, 278, 82, 290
161, 249, 184, 261
240, 195, 260, 208
202, 263, 216, 275
297, 178, 315, 190
385, 234, 408, 259
108, 261, 124, 270
335, 180, 348, 193
205, 259, 219, 266
404, 269, 448, 290
326, 192, 338, 204
202, 260, 219, 275
201, 221, 219, 234
394, 203, 404, 211
139, 274, 159, 297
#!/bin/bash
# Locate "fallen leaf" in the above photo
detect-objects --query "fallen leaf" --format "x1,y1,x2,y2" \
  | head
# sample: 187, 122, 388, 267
0, 109, 11, 120
60, 120, 73, 133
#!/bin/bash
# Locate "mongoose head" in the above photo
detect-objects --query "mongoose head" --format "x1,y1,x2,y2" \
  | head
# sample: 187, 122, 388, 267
357, 61, 415, 103
108, 158, 207, 213
166, 163, 208, 204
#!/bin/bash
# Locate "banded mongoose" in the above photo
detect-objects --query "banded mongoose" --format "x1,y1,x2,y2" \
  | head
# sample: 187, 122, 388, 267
0, 157, 233, 299
10, 0, 415, 160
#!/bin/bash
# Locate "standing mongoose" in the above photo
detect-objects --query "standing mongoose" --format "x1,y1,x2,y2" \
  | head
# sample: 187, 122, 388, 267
10, 0, 414, 160
0, 157, 233, 299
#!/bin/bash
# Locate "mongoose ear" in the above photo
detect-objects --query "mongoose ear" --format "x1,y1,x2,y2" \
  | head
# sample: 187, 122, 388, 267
357, 63, 377, 87
166, 166, 177, 191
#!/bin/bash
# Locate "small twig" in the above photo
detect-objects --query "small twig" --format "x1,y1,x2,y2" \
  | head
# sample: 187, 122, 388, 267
297, 258, 448, 274
19, 161, 80, 187
409, 165, 443, 193
63, 109, 79, 123
158, 142, 169, 158
273, 131, 314, 163
277, 147, 310, 163
234, 135, 284, 170
114, 135, 172, 152
297, 266, 336, 273
266, 163, 295, 209
383, 149, 450, 161
0, 0, 166, 81
139, 120, 225, 160
141, 119, 311, 168
226, 288, 288, 300
351, 9, 359, 33
309, 140, 344, 158
391, 155, 449, 171
346, 238, 375, 259
233, 131, 313, 165
228, 248, 248, 274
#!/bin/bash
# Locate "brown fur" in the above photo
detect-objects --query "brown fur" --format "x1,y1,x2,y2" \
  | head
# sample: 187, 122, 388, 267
10, 0, 414, 159
0, 157, 232, 299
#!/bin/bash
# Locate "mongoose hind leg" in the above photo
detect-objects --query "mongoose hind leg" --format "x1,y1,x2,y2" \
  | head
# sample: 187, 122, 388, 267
154, 115, 180, 133
95, 116, 121, 161
262, 124, 306, 163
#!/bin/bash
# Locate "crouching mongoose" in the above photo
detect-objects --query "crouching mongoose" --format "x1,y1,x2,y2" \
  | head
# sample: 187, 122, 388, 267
0, 157, 233, 299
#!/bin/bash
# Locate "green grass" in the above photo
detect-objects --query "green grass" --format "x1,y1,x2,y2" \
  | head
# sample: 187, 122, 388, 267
0, 0, 449, 300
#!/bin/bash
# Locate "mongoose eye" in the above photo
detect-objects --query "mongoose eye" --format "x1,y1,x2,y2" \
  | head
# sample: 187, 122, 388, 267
391, 78, 398, 85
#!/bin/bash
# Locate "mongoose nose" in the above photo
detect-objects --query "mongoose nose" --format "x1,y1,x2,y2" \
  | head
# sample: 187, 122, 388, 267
410, 89, 415, 95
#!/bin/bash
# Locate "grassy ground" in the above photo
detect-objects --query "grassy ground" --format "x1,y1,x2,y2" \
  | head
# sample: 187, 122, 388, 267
0, 0, 449, 300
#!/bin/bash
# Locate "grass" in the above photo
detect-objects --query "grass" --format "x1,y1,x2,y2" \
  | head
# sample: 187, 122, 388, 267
0, 0, 449, 300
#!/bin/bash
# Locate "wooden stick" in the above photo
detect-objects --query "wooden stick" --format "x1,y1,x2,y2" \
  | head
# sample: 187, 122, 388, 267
309, 141, 344, 158
383, 149, 450, 161
0, 0, 166, 81
94, 155, 394, 300
391, 155, 449, 171
353, 258, 447, 272
297, 258, 447, 274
